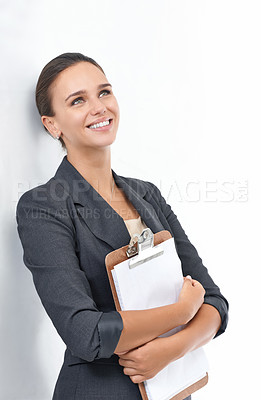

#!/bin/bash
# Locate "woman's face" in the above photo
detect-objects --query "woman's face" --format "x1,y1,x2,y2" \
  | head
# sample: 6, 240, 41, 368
44, 61, 120, 151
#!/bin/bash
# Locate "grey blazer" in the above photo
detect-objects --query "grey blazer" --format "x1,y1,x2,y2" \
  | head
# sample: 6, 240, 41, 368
16, 155, 228, 400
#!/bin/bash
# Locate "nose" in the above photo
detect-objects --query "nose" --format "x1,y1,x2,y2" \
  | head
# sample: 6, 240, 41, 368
89, 97, 106, 116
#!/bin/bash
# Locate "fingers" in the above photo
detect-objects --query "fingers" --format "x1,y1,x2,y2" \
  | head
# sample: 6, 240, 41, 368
119, 357, 136, 367
191, 279, 204, 291
184, 275, 199, 285
183, 275, 192, 285
117, 350, 129, 355
130, 374, 145, 384
118, 352, 137, 366
183, 276, 204, 290
123, 367, 138, 375
118, 346, 140, 359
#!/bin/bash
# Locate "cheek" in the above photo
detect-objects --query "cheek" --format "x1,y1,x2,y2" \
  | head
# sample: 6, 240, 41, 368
66, 109, 86, 126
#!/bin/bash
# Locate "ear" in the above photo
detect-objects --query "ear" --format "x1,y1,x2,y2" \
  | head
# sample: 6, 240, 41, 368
41, 116, 61, 138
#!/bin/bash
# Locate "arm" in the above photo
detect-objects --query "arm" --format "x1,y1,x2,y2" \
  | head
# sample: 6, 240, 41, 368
166, 303, 221, 360
114, 276, 205, 354
146, 181, 229, 337
16, 190, 203, 361
118, 182, 229, 382
118, 303, 221, 384
114, 303, 186, 354
16, 191, 123, 362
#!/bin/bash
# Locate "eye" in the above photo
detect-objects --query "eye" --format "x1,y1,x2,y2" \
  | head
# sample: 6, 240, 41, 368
99, 89, 111, 97
71, 97, 84, 106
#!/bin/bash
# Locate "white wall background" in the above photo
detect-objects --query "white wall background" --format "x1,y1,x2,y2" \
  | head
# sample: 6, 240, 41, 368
1, 0, 260, 399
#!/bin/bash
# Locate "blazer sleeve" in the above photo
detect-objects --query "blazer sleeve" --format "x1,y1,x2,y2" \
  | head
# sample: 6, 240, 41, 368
16, 190, 123, 362
146, 181, 229, 338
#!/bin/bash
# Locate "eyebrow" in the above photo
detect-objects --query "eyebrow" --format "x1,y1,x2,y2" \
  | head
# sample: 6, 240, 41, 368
65, 83, 112, 102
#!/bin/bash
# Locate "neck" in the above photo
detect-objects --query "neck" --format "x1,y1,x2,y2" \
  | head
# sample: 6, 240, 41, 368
66, 147, 114, 198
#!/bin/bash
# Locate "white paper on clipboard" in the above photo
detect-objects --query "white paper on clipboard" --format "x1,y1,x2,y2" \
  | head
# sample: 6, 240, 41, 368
111, 237, 208, 400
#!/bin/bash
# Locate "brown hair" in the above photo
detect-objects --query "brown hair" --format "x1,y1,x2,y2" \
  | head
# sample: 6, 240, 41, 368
35, 52, 105, 150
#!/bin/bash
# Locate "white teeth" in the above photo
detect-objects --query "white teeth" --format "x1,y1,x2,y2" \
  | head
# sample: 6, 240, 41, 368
89, 120, 110, 129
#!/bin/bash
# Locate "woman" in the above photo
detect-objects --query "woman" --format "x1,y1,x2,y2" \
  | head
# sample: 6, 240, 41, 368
16, 52, 228, 400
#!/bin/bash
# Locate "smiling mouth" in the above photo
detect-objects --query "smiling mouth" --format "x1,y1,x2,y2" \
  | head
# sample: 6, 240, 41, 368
87, 119, 113, 129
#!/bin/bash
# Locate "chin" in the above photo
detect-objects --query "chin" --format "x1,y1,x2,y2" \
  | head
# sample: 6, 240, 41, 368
88, 134, 117, 149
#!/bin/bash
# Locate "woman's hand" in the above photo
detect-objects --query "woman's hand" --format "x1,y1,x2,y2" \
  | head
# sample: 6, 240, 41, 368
177, 275, 205, 324
118, 337, 172, 384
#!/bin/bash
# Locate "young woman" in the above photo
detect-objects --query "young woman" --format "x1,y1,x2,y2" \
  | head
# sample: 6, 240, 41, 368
16, 52, 228, 400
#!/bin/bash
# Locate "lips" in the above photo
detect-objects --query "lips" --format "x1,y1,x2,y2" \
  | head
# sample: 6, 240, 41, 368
86, 119, 113, 132
87, 118, 112, 128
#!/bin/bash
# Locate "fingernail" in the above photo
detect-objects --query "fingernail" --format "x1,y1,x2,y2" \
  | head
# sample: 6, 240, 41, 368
186, 275, 192, 280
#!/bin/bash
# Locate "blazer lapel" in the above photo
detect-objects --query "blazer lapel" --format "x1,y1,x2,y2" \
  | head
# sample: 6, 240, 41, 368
54, 155, 164, 250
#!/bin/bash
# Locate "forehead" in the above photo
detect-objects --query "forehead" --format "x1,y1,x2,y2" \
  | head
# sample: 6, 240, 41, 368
51, 61, 108, 98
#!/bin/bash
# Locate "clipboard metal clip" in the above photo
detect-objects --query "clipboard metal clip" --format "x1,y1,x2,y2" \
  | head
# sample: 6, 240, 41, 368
126, 228, 164, 269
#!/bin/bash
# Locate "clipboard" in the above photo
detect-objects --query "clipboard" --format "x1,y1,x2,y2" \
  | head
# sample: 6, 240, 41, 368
105, 228, 208, 400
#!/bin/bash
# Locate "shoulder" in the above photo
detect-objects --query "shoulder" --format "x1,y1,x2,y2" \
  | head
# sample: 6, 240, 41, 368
16, 177, 72, 221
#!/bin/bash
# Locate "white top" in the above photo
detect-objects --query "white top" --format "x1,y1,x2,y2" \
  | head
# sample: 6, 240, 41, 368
123, 215, 148, 239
